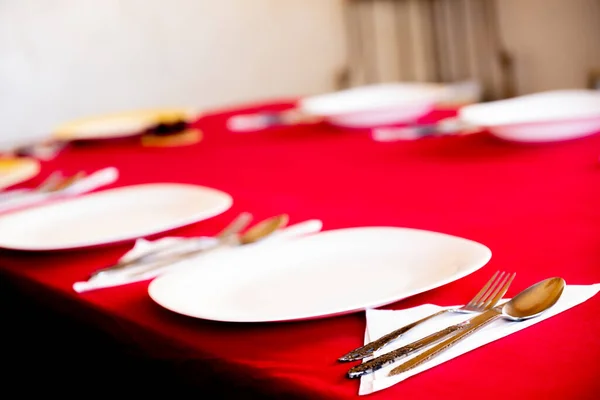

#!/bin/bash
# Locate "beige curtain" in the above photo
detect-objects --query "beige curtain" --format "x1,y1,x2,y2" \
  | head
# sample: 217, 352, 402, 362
341, 0, 515, 100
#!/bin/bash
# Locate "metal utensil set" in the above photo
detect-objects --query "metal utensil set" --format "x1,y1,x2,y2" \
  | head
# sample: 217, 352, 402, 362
339, 272, 564, 379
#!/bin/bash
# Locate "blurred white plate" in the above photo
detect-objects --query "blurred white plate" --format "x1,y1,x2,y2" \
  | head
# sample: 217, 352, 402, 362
459, 90, 600, 142
148, 227, 492, 322
300, 83, 445, 128
52, 108, 199, 141
0, 183, 232, 251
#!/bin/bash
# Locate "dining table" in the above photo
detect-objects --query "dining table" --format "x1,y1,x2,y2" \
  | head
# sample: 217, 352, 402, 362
1, 100, 599, 399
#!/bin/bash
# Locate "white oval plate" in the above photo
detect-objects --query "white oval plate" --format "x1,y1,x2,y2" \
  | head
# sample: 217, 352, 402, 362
458, 90, 600, 142
52, 108, 199, 141
299, 83, 445, 128
0, 183, 232, 251
148, 227, 492, 322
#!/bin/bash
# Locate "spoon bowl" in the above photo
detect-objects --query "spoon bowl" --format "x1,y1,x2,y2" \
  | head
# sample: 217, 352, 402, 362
239, 214, 289, 245
502, 277, 565, 320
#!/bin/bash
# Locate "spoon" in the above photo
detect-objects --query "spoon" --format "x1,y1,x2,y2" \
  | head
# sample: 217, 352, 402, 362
238, 213, 289, 245
386, 277, 566, 377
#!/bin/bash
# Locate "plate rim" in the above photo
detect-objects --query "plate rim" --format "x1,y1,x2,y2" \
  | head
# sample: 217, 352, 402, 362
0, 182, 232, 251
52, 108, 199, 141
458, 89, 600, 127
299, 83, 445, 117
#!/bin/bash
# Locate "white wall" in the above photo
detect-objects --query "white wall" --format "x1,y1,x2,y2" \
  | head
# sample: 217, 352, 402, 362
0, 0, 346, 146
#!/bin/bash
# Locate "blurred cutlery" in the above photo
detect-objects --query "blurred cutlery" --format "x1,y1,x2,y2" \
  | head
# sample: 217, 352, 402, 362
237, 213, 289, 245
122, 213, 291, 278
58, 167, 118, 195
0, 171, 67, 202
227, 109, 322, 132
89, 211, 253, 278
92, 213, 290, 280
215, 212, 254, 241
0, 167, 118, 213
262, 218, 322, 243
370, 117, 477, 142
74, 216, 322, 293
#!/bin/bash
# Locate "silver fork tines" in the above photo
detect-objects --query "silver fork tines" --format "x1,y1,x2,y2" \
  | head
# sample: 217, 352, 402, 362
460, 271, 515, 313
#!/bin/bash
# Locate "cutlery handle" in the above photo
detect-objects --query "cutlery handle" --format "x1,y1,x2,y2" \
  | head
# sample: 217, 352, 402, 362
89, 212, 251, 278
0, 191, 49, 213
61, 167, 118, 195
0, 189, 29, 203
339, 309, 450, 362
371, 118, 473, 142
388, 309, 501, 376
226, 109, 322, 132
227, 111, 291, 132
124, 242, 227, 278
262, 219, 323, 243
371, 125, 440, 142
89, 238, 219, 278
346, 322, 463, 378
215, 212, 253, 239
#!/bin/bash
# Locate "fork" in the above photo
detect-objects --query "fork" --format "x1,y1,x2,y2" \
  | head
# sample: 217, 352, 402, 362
0, 171, 83, 200
0, 169, 117, 214
0, 171, 61, 202
49, 171, 86, 192
0, 171, 87, 210
339, 271, 516, 362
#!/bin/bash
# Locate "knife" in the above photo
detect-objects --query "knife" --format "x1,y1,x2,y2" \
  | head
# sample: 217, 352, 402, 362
347, 306, 503, 378
346, 321, 466, 378
387, 307, 501, 377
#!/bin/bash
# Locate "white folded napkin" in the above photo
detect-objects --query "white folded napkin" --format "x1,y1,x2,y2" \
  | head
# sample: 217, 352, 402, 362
0, 166, 118, 213
358, 283, 600, 395
370, 118, 476, 142
73, 219, 323, 293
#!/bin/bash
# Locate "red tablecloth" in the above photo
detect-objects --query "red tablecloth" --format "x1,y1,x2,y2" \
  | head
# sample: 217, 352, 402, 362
1, 101, 599, 398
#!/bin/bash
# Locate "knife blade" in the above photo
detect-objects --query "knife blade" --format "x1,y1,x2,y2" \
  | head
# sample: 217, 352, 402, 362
347, 306, 502, 379
388, 307, 502, 376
